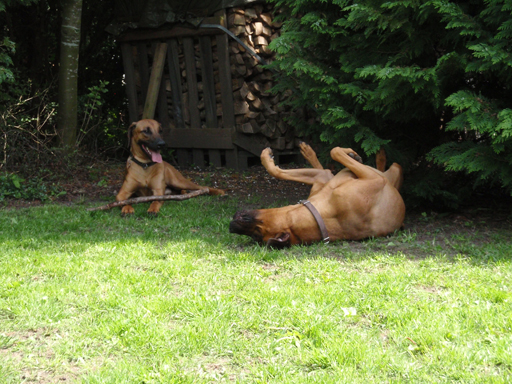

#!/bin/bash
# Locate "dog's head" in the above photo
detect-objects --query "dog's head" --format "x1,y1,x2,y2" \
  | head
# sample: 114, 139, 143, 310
229, 209, 296, 248
128, 119, 166, 163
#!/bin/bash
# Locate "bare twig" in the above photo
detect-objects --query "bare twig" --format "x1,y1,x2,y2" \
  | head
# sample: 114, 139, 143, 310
87, 188, 210, 211
1, 132, 6, 169
0, 81, 59, 171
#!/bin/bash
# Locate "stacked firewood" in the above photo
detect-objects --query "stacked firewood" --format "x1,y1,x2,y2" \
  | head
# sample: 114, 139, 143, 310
226, 4, 296, 150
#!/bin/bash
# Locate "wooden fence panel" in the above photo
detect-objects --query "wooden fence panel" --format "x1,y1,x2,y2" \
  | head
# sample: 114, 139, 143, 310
182, 37, 200, 129
156, 68, 170, 128
216, 33, 235, 129
199, 36, 217, 129
167, 39, 185, 129
136, 43, 150, 108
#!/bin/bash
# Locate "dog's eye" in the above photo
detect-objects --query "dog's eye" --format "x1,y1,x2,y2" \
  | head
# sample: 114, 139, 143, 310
144, 128, 151, 134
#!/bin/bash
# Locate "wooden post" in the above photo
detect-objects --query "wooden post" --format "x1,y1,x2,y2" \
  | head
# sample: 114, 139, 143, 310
142, 42, 168, 119
216, 10, 235, 130
136, 43, 150, 106
183, 37, 200, 129
120, 43, 139, 123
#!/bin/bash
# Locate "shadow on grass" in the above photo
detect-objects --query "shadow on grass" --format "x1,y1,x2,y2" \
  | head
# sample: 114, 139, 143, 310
2, 195, 512, 266
224, 208, 512, 265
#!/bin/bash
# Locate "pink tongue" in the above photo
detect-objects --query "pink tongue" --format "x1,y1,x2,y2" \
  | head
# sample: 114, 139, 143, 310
151, 151, 163, 163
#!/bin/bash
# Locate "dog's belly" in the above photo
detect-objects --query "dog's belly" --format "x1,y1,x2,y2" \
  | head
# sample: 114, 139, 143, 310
317, 180, 404, 240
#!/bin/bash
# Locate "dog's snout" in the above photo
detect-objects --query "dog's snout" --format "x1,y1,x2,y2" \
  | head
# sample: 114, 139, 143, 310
232, 210, 246, 221
229, 213, 252, 235
232, 210, 254, 222
156, 139, 166, 149
228, 220, 239, 233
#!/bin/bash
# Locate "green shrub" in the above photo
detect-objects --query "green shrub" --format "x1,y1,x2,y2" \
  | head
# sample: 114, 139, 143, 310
269, 0, 512, 207
0, 173, 65, 202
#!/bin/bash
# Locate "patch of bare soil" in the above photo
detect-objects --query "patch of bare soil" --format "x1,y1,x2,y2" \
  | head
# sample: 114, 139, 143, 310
1, 328, 82, 383
3, 161, 311, 209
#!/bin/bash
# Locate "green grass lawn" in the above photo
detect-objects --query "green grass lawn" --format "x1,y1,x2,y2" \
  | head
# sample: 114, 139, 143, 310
0, 196, 511, 383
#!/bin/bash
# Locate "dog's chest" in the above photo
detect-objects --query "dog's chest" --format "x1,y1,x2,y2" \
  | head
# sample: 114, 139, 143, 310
127, 161, 163, 188
143, 168, 165, 188
142, 172, 158, 187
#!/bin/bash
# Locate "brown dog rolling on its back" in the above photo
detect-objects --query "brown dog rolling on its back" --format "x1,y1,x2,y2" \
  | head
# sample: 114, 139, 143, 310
229, 143, 405, 247
116, 119, 225, 215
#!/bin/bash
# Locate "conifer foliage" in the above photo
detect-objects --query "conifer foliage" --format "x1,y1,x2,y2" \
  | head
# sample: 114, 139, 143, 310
269, 0, 512, 203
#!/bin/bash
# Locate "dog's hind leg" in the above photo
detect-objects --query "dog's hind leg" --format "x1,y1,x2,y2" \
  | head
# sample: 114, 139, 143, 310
383, 163, 403, 191
164, 165, 225, 195
261, 147, 334, 186
330, 147, 383, 181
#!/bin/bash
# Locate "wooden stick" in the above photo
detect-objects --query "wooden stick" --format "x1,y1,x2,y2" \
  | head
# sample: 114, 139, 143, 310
87, 188, 210, 212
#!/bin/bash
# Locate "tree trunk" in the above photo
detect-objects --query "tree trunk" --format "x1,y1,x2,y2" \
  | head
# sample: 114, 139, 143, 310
57, 0, 83, 150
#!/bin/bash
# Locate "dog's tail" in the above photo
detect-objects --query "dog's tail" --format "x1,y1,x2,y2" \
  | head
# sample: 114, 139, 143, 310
376, 148, 386, 172
377, 148, 404, 192
208, 188, 226, 196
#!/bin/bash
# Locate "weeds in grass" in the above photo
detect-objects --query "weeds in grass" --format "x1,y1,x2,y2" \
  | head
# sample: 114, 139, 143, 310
0, 173, 66, 202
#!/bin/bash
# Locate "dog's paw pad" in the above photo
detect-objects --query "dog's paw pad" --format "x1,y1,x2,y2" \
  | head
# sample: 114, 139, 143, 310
348, 152, 363, 163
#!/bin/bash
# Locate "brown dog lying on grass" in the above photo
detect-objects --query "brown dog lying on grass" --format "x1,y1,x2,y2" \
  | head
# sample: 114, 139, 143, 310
116, 119, 225, 216
229, 143, 405, 247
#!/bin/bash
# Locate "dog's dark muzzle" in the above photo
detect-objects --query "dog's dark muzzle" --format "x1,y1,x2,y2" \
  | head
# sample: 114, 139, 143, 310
145, 138, 166, 151
228, 220, 241, 234
229, 210, 261, 236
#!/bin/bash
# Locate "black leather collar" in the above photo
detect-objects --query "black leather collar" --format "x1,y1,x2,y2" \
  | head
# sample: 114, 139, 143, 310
129, 154, 156, 170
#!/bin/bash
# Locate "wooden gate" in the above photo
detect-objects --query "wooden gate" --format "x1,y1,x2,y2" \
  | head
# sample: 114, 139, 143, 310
119, 13, 249, 168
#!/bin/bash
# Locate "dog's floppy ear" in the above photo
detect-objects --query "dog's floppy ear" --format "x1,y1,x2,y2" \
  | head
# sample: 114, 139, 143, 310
266, 232, 291, 249
127, 122, 137, 148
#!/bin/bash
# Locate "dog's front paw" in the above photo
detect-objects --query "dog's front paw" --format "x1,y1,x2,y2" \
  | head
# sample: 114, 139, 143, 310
121, 205, 135, 216
147, 201, 162, 216
299, 142, 315, 160
299, 142, 323, 169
